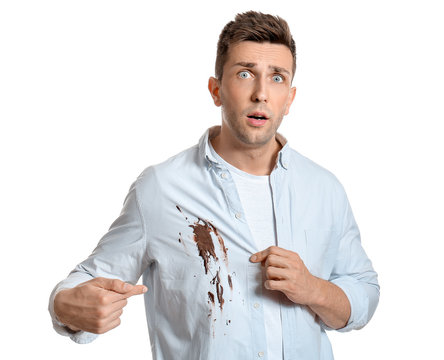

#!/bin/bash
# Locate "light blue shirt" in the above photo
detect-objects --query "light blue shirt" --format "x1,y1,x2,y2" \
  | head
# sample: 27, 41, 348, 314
49, 125, 379, 360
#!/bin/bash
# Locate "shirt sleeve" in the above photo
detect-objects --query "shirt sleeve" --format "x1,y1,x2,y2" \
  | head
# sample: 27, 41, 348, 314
48, 179, 149, 343
323, 185, 380, 332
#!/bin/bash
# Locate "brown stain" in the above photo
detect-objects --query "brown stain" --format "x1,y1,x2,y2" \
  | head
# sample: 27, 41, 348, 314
178, 232, 190, 254
211, 268, 225, 310
208, 292, 215, 337
176, 205, 189, 222
176, 205, 232, 330
208, 291, 215, 305
207, 222, 229, 266
189, 218, 219, 274
217, 284, 224, 310
176, 206, 229, 272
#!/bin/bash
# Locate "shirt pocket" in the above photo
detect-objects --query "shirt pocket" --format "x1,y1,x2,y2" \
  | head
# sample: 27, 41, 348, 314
304, 229, 340, 280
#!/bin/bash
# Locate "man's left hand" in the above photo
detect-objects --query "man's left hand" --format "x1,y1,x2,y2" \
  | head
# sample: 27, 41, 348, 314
250, 246, 320, 306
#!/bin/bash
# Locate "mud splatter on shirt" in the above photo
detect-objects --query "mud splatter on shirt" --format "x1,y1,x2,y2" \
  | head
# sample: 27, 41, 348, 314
228, 274, 232, 291
176, 205, 233, 332
189, 218, 219, 275
208, 291, 215, 305
211, 268, 225, 310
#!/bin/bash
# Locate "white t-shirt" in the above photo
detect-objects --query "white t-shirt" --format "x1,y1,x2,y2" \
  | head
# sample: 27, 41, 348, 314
208, 142, 283, 360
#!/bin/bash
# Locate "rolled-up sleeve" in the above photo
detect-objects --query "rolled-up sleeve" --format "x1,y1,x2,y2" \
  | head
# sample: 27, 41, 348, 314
324, 186, 380, 332
48, 178, 149, 343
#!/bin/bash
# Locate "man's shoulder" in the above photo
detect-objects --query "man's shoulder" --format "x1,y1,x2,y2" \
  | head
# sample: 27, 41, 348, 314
135, 143, 201, 185
287, 147, 343, 189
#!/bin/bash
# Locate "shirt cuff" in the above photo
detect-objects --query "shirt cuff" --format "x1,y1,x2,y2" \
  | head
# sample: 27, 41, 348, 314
322, 276, 370, 332
48, 276, 99, 344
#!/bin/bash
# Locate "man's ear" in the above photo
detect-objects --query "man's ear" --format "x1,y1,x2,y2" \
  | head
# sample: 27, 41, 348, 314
284, 86, 297, 115
208, 77, 222, 107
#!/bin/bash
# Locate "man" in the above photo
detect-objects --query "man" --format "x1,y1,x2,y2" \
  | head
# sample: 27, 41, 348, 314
49, 11, 379, 359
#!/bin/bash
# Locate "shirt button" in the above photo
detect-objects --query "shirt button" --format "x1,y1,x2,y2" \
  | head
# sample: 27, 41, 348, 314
258, 351, 264, 357
253, 303, 260, 309
235, 212, 242, 219
221, 172, 227, 179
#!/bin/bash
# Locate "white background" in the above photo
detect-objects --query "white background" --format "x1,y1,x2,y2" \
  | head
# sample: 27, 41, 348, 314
1, 0, 443, 359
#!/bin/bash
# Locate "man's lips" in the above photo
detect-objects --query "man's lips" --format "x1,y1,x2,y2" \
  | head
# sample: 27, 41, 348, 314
246, 111, 269, 127
246, 112, 269, 126
246, 112, 269, 120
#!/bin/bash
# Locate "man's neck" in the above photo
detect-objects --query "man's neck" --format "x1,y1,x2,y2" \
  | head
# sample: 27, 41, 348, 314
210, 128, 282, 176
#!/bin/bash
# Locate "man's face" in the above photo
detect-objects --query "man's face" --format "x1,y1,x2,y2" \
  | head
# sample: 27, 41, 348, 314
209, 41, 296, 147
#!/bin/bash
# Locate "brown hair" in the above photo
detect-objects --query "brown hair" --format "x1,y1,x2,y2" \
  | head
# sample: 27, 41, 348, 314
215, 11, 296, 81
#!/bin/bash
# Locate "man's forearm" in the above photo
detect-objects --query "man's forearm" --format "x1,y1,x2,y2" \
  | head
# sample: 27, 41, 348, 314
308, 277, 351, 330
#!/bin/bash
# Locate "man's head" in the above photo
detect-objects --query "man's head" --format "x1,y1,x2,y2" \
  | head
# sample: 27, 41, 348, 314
208, 11, 297, 151
215, 11, 296, 82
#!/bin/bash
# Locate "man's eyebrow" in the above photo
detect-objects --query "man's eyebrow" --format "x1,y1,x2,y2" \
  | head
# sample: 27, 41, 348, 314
270, 66, 291, 77
234, 62, 256, 68
233, 62, 291, 77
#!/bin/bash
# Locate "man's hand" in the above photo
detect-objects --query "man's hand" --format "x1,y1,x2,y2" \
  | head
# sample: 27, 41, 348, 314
53, 277, 147, 334
250, 245, 320, 306
250, 246, 350, 329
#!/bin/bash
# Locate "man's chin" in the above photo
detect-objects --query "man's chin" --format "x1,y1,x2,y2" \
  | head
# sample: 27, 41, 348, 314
235, 131, 276, 148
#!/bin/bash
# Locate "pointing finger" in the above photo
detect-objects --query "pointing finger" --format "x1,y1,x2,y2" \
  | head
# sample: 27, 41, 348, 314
109, 284, 148, 302
93, 277, 134, 294
123, 284, 148, 298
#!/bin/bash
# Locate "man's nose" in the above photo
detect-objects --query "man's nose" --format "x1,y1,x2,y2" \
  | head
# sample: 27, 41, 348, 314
251, 77, 268, 103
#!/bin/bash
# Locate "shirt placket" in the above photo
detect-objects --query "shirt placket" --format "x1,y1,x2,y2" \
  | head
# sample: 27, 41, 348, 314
210, 162, 269, 360
270, 158, 297, 360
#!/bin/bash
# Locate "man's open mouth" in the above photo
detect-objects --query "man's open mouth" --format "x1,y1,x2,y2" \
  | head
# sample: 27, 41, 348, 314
247, 112, 269, 120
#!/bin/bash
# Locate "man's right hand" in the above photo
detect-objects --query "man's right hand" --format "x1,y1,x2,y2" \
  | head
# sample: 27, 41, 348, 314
53, 277, 147, 334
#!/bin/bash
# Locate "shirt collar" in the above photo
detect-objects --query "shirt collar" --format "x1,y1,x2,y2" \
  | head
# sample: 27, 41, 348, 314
198, 125, 290, 171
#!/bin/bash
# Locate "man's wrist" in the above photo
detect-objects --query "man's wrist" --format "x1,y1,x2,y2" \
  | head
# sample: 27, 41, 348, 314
307, 276, 327, 308
64, 325, 81, 334
306, 277, 351, 329
53, 289, 81, 333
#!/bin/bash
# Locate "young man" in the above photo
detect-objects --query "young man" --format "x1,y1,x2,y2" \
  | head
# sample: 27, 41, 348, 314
50, 11, 379, 359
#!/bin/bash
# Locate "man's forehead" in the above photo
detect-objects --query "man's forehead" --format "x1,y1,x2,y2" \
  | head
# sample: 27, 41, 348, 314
225, 41, 293, 71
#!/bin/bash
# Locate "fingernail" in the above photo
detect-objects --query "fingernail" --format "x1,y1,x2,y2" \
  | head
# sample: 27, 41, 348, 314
143, 286, 148, 293
250, 255, 257, 262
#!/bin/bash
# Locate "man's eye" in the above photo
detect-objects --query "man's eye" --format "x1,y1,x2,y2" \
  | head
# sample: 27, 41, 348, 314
238, 71, 251, 79
272, 75, 284, 83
